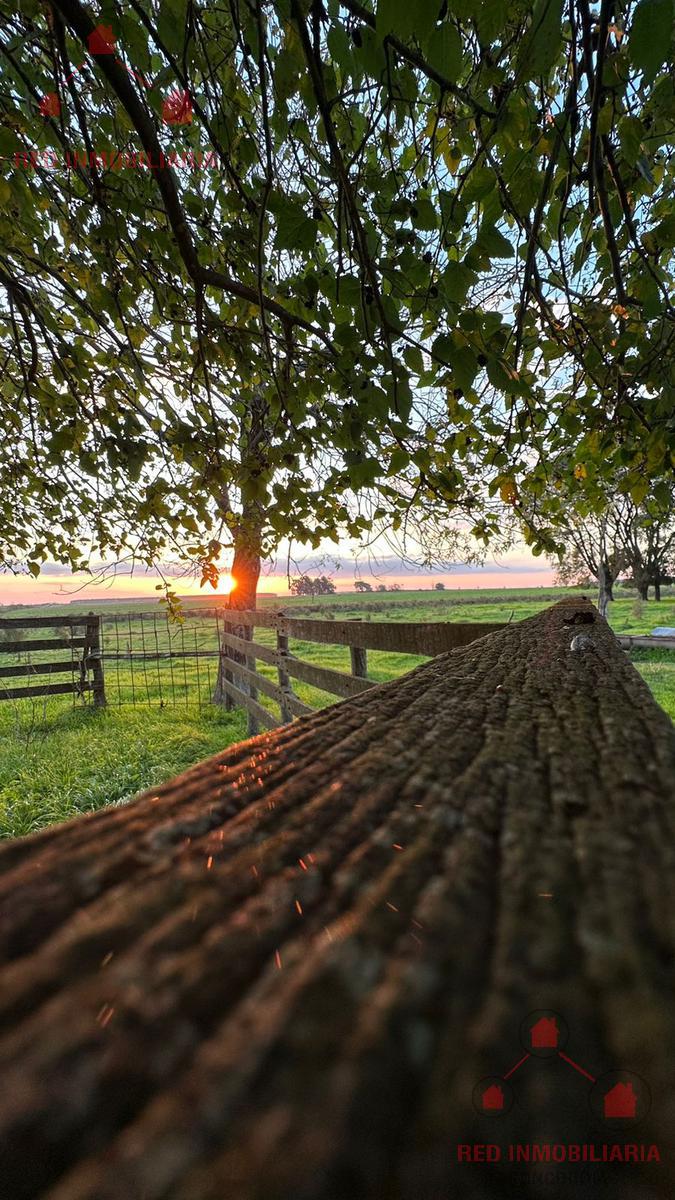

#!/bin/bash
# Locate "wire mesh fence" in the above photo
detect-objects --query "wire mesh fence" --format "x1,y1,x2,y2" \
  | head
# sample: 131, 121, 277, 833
98, 610, 238, 709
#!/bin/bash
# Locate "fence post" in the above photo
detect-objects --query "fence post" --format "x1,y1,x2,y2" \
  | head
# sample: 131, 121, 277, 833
276, 615, 293, 725
245, 630, 259, 738
86, 613, 106, 708
348, 619, 368, 680
214, 614, 257, 734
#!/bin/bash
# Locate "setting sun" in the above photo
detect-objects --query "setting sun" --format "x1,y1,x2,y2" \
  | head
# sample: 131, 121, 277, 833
219, 573, 236, 595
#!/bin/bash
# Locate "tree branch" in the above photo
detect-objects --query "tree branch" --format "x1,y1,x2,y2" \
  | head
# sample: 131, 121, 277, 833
52, 0, 335, 350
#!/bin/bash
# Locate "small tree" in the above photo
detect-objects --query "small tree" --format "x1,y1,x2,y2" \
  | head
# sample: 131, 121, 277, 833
620, 484, 675, 601
316, 576, 337, 596
290, 575, 336, 597
354, 581, 373, 593
376, 585, 387, 593
434, 582, 446, 591
551, 521, 626, 618
548, 477, 675, 612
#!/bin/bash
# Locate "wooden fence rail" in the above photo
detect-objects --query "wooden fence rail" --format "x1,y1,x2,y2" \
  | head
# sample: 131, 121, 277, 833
1, 598, 674, 1199
617, 634, 675, 650
216, 608, 507, 734
0, 613, 106, 705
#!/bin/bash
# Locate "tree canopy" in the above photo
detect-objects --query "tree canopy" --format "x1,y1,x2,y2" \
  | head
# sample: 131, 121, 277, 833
1, 0, 674, 593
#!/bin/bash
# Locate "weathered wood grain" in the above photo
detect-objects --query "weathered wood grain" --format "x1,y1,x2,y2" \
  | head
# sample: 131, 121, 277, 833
218, 631, 279, 666
0, 660, 79, 680
217, 678, 281, 731
0, 636, 86, 655
212, 608, 507, 655
281, 652, 374, 699
0, 599, 674, 1200
280, 614, 507, 654
0, 616, 89, 629
0, 680, 89, 700
618, 635, 675, 650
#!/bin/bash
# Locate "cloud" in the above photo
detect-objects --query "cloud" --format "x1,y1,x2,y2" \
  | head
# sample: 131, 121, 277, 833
264, 554, 550, 578
27, 555, 550, 581
23, 561, 179, 579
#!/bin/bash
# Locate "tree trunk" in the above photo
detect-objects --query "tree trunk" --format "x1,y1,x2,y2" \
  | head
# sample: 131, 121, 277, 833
212, 524, 261, 722
596, 559, 614, 617
1, 599, 675, 1200
654, 574, 661, 601
632, 570, 650, 601
212, 388, 269, 729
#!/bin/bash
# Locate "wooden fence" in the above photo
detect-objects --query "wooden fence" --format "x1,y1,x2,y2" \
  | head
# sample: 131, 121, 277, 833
617, 634, 675, 650
2, 598, 674, 1199
0, 613, 106, 705
216, 608, 508, 734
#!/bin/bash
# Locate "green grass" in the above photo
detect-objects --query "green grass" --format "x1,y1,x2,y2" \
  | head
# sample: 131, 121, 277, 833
0, 586, 673, 840
0, 703, 247, 840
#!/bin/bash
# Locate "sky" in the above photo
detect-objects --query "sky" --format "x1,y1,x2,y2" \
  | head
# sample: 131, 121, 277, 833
0, 542, 555, 606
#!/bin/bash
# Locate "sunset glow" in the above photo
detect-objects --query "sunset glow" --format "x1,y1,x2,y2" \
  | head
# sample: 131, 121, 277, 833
219, 573, 236, 595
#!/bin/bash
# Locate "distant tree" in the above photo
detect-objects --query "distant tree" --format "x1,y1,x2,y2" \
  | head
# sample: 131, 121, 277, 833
434, 582, 446, 591
354, 581, 373, 593
290, 575, 336, 597
619, 486, 675, 601
388, 584, 402, 592
316, 575, 337, 596
553, 550, 597, 592
552, 519, 626, 618
376, 585, 387, 593
289, 576, 310, 596
548, 477, 675, 611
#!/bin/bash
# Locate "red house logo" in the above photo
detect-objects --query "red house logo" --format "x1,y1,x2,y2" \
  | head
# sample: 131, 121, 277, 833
162, 88, 193, 126
604, 1081, 637, 1119
39, 92, 61, 118
530, 1017, 558, 1049
87, 24, 116, 55
482, 1084, 504, 1112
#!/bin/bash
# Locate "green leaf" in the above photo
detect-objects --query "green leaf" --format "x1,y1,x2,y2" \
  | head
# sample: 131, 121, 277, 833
389, 447, 410, 473
403, 345, 424, 373
630, 0, 674, 80
377, 0, 413, 38
516, 0, 564, 79
352, 25, 387, 80
271, 197, 317, 252
411, 195, 438, 231
0, 129, 17, 157
441, 260, 476, 304
327, 23, 352, 68
422, 21, 462, 81
618, 116, 645, 166
275, 47, 301, 102
629, 475, 650, 504
462, 167, 495, 203
377, 0, 436, 43
445, 342, 478, 392
475, 0, 509, 43
476, 223, 514, 259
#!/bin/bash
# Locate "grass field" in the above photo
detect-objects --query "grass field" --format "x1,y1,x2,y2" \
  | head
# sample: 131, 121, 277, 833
1, 585, 673, 840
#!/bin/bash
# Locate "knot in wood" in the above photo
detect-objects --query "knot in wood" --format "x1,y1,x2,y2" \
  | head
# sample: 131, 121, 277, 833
570, 634, 595, 653
563, 610, 595, 625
